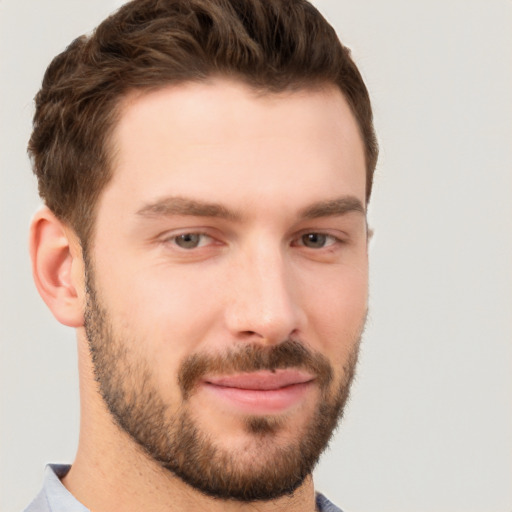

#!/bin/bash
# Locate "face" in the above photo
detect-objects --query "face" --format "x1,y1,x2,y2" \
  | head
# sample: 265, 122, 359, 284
84, 79, 368, 501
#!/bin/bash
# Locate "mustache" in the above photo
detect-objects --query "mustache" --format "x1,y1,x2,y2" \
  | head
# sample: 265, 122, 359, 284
178, 339, 333, 399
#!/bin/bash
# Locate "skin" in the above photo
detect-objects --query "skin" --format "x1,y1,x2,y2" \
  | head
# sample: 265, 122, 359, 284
30, 78, 368, 512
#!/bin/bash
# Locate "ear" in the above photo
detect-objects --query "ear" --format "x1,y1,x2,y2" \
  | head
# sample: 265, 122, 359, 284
29, 206, 85, 327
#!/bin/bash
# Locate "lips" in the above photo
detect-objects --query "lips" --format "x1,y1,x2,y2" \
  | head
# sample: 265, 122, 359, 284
204, 370, 314, 390
201, 370, 315, 414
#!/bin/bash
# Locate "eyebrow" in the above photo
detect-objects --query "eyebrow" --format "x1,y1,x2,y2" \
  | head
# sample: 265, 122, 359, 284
136, 196, 242, 221
299, 196, 366, 219
135, 195, 365, 222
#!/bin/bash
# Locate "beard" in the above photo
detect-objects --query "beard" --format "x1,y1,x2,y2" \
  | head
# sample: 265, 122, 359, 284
83, 261, 363, 502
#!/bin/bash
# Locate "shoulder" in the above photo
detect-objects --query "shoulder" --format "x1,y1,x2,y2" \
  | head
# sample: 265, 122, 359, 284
23, 464, 89, 512
316, 492, 344, 512
23, 488, 51, 512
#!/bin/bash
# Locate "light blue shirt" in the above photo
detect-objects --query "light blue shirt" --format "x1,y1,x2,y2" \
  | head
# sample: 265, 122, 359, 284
23, 465, 88, 512
24, 464, 343, 512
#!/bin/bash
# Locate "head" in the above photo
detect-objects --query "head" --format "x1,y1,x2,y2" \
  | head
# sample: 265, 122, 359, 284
29, 0, 377, 504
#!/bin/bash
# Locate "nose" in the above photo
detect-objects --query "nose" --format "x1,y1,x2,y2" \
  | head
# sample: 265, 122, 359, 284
224, 244, 305, 345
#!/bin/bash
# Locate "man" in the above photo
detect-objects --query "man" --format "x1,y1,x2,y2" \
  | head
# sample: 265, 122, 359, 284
24, 0, 378, 510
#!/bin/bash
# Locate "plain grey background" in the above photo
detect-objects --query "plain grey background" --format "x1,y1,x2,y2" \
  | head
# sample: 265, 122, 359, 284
1, 1, 511, 511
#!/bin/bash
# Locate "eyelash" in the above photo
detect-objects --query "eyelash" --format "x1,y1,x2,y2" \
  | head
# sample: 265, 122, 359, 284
163, 231, 344, 251
164, 232, 215, 249
294, 232, 341, 249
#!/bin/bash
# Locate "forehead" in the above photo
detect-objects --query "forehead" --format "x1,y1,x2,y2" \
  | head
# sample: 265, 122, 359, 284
102, 78, 366, 217
116, 79, 361, 152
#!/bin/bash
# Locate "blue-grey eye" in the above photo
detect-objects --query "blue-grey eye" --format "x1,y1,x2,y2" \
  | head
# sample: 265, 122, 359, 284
301, 233, 328, 248
174, 233, 202, 249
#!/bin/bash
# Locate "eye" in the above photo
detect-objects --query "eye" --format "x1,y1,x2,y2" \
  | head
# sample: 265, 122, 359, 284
171, 233, 211, 249
298, 233, 337, 249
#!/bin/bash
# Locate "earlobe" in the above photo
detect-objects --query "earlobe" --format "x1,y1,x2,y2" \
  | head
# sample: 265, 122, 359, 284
29, 207, 85, 328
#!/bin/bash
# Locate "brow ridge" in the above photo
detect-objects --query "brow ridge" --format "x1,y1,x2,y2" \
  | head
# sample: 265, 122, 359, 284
136, 196, 242, 221
136, 195, 365, 222
299, 196, 365, 219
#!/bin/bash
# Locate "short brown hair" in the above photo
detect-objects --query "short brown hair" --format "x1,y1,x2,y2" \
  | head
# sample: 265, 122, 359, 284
28, 0, 378, 246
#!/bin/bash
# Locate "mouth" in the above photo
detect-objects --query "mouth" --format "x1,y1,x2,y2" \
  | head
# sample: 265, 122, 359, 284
201, 370, 316, 414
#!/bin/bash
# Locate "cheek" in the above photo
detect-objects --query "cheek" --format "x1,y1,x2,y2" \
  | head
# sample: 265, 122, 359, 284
303, 263, 368, 356
94, 261, 225, 387
97, 255, 220, 331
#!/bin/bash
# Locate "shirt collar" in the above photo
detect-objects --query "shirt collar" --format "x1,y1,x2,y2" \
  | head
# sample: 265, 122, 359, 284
42, 464, 89, 512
